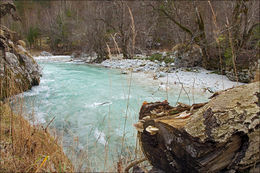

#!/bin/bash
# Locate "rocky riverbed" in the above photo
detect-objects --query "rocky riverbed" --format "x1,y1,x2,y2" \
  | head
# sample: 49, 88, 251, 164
100, 58, 243, 93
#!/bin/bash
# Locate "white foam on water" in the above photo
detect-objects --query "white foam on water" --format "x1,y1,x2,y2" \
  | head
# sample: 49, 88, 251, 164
23, 85, 50, 97
85, 101, 112, 108
34, 55, 71, 62
40, 78, 55, 84
111, 95, 132, 100
94, 129, 106, 145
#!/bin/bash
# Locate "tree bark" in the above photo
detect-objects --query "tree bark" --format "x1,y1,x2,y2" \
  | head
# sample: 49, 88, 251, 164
137, 82, 260, 172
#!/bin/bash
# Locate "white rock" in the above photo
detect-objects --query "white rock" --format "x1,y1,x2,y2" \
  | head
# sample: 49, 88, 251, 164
161, 61, 166, 67
40, 51, 53, 56
162, 52, 167, 57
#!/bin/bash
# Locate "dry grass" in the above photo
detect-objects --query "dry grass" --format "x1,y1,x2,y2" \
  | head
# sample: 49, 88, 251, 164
0, 102, 74, 172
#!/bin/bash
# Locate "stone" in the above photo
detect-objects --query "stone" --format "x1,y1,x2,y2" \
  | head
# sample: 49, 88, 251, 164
40, 51, 53, 56
121, 70, 128, 74
5, 52, 19, 67
173, 44, 203, 68
157, 71, 166, 78
162, 52, 167, 57
161, 61, 166, 67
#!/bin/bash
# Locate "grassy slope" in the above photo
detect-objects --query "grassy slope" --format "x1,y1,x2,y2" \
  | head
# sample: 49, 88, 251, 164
0, 102, 74, 172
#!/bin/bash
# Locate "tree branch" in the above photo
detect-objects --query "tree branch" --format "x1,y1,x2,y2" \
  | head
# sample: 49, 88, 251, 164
149, 3, 193, 37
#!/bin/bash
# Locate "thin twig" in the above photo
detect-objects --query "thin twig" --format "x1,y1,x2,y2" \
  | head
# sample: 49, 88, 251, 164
111, 33, 121, 55
175, 73, 191, 105
44, 117, 55, 132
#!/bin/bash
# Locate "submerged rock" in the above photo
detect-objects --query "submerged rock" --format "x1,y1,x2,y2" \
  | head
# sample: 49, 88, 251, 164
121, 70, 128, 74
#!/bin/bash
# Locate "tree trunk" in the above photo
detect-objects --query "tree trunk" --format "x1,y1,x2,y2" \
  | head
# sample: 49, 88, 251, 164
136, 82, 260, 173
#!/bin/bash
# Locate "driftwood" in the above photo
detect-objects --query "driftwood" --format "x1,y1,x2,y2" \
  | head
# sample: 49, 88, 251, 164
135, 82, 260, 172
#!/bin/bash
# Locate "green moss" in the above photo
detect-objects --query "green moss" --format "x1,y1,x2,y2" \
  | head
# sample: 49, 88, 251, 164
65, 9, 72, 17
148, 53, 175, 64
224, 47, 233, 67
149, 53, 162, 61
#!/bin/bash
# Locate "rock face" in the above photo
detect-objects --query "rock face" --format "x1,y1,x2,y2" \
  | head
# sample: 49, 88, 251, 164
0, 25, 41, 99
136, 82, 260, 172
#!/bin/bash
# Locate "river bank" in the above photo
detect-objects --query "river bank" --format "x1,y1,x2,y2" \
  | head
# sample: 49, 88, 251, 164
35, 53, 244, 94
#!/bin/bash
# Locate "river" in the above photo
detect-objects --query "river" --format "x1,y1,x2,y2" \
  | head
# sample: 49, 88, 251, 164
12, 56, 210, 171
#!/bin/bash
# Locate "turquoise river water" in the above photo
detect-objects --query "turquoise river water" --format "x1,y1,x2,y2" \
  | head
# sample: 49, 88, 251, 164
12, 58, 210, 171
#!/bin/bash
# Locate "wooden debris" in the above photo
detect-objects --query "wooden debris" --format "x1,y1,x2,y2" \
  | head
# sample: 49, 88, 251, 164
136, 82, 260, 172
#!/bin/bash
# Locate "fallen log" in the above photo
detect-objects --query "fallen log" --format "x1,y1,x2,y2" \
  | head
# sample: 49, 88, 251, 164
135, 82, 260, 173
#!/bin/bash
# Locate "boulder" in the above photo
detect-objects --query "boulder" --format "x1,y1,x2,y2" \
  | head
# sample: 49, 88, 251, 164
172, 44, 203, 68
